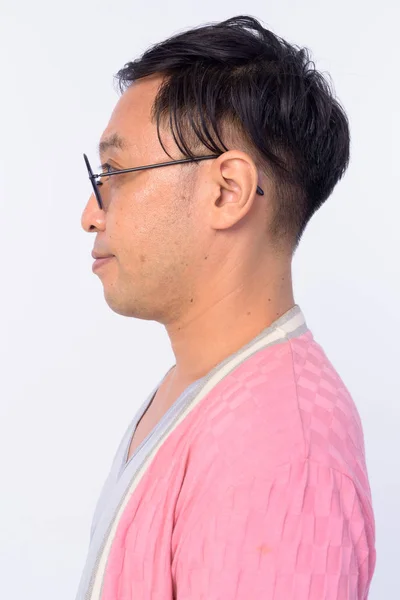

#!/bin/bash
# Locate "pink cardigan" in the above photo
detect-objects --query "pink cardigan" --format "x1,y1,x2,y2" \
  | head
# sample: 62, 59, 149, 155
82, 319, 375, 599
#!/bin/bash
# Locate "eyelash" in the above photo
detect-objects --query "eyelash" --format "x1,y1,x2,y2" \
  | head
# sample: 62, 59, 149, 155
99, 162, 115, 174
95, 162, 116, 187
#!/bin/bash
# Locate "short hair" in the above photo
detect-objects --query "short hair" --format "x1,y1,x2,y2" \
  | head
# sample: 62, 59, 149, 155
116, 15, 350, 251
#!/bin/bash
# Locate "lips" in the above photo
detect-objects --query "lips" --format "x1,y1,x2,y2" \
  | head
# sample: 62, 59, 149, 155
92, 255, 114, 272
91, 250, 114, 260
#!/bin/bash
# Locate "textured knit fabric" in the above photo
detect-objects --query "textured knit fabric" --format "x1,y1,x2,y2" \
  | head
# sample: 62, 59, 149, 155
75, 305, 375, 599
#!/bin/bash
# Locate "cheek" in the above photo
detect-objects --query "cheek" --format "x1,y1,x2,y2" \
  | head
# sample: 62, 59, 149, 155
106, 182, 196, 269
105, 204, 160, 273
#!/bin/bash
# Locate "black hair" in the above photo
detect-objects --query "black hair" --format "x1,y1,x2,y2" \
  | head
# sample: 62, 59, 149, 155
116, 15, 350, 250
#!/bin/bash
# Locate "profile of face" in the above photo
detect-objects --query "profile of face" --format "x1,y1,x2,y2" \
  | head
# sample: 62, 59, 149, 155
81, 76, 202, 322
81, 75, 264, 324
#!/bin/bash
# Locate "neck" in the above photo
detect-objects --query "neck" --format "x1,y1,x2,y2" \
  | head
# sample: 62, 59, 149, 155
165, 262, 295, 388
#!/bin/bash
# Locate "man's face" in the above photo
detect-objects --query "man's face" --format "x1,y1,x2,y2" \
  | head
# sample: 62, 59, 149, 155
81, 75, 206, 322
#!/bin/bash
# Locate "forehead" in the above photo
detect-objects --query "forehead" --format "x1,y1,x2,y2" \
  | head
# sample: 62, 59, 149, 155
99, 75, 166, 157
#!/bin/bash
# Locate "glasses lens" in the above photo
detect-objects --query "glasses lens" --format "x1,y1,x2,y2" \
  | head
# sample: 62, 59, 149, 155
83, 154, 103, 210
92, 180, 103, 210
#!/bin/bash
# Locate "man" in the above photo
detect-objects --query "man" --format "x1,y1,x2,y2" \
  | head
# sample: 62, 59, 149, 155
77, 15, 376, 600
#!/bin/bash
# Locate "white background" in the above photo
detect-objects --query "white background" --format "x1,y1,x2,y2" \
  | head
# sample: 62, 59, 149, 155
0, 0, 398, 598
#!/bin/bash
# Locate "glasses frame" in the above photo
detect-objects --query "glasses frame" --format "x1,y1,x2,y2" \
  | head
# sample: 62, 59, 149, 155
83, 153, 264, 210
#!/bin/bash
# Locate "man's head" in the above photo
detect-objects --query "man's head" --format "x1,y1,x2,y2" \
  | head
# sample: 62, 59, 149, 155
82, 15, 349, 322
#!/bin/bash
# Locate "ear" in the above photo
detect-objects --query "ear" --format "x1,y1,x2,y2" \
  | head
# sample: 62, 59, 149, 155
209, 150, 261, 231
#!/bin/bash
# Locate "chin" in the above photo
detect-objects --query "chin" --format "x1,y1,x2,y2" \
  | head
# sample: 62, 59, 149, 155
103, 289, 154, 320
103, 292, 133, 317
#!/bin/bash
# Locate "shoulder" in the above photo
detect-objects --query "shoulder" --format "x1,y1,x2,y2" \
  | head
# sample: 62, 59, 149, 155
187, 331, 367, 486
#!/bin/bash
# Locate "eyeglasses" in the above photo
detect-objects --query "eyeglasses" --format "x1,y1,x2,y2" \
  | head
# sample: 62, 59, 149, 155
83, 153, 264, 210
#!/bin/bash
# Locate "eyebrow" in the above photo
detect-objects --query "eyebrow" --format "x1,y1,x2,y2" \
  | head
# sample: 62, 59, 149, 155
98, 133, 127, 156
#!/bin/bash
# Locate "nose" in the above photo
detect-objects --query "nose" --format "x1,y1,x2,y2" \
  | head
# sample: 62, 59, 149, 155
81, 192, 106, 233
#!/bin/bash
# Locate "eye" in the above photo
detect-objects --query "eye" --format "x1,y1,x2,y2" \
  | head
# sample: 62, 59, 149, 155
99, 162, 115, 174
96, 162, 116, 187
